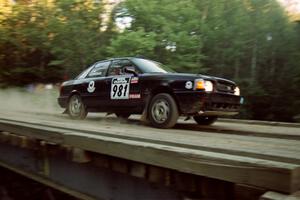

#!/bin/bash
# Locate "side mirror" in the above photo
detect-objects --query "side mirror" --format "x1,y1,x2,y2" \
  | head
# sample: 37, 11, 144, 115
124, 66, 138, 76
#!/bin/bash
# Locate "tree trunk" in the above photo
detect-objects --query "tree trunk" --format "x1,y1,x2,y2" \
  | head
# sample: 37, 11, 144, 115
251, 40, 257, 85
234, 58, 240, 80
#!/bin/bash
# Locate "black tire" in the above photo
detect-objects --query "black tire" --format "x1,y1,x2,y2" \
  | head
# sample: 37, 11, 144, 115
115, 113, 131, 119
148, 93, 179, 128
193, 116, 218, 125
68, 94, 87, 119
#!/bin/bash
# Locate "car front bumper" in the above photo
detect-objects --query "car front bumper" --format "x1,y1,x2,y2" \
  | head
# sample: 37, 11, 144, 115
174, 91, 242, 116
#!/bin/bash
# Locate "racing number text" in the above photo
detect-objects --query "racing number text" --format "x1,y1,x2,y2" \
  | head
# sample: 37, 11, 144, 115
111, 77, 130, 99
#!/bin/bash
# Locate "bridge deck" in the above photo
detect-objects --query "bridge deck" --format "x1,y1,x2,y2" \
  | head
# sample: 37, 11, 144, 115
0, 111, 300, 196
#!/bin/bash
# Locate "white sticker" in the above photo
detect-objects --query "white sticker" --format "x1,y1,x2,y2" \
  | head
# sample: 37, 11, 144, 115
185, 81, 193, 89
129, 94, 141, 99
111, 77, 130, 99
87, 81, 96, 93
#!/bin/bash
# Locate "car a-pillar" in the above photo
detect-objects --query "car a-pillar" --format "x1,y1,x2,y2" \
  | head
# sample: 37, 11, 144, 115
146, 86, 180, 128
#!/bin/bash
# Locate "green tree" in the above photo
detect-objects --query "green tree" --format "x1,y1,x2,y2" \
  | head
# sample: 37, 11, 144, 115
107, 28, 157, 57
0, 0, 109, 84
0, 1, 56, 85
48, 0, 107, 77
111, 0, 205, 72
1, 0, 300, 122
111, 0, 300, 121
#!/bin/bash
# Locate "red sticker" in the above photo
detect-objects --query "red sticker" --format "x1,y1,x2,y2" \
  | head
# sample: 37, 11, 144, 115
130, 77, 139, 84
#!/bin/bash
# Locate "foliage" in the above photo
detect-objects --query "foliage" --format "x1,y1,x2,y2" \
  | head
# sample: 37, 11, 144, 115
0, 0, 108, 83
110, 0, 205, 73
0, 0, 300, 122
107, 28, 157, 57
112, 0, 300, 121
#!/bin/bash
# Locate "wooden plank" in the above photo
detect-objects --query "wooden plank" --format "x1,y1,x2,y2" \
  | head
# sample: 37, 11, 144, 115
234, 184, 266, 200
0, 116, 300, 193
64, 132, 300, 193
71, 148, 91, 163
2, 117, 300, 165
199, 177, 234, 200
0, 161, 98, 200
260, 191, 288, 200
129, 162, 146, 178
184, 122, 300, 140
260, 191, 300, 200
0, 120, 65, 143
148, 166, 165, 183
219, 118, 300, 128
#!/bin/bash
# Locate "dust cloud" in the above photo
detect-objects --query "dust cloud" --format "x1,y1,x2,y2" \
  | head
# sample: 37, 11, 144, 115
0, 85, 63, 115
0, 85, 141, 124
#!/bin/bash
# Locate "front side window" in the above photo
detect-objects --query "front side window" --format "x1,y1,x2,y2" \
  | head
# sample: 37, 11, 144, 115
87, 61, 110, 78
107, 59, 140, 76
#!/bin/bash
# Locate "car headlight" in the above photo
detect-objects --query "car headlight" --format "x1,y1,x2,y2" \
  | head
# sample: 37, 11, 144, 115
234, 86, 240, 96
194, 79, 214, 92
204, 81, 213, 92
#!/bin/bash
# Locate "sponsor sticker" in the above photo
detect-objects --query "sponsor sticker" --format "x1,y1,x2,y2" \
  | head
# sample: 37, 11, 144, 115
130, 77, 139, 84
87, 81, 96, 93
129, 94, 141, 99
111, 77, 130, 99
185, 81, 193, 89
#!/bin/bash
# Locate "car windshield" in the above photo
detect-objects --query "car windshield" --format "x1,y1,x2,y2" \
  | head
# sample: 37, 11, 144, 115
132, 58, 175, 73
76, 65, 94, 79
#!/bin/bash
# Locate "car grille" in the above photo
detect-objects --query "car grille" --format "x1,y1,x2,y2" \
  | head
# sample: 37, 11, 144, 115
216, 81, 235, 94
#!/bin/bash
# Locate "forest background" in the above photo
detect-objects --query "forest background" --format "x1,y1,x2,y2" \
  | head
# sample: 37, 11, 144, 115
0, 0, 300, 122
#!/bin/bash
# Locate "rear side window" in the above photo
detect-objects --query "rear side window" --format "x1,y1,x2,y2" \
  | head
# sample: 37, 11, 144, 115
87, 61, 110, 78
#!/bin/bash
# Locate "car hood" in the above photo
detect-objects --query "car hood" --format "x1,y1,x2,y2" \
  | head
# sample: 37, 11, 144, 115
143, 72, 236, 85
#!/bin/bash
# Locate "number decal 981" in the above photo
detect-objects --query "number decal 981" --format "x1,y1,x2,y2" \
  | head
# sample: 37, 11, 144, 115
111, 77, 130, 99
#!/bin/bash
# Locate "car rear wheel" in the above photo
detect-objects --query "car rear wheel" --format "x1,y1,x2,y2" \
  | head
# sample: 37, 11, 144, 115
193, 116, 217, 125
148, 93, 179, 128
115, 113, 131, 119
68, 94, 87, 119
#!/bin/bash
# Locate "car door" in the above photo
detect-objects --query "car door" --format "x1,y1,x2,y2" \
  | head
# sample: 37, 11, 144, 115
81, 61, 111, 110
105, 59, 142, 109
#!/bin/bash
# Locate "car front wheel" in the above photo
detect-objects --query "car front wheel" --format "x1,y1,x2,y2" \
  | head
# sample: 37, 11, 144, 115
148, 93, 179, 128
68, 94, 87, 119
193, 116, 217, 125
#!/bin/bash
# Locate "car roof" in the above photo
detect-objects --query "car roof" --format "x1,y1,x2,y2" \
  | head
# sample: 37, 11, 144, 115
98, 56, 148, 63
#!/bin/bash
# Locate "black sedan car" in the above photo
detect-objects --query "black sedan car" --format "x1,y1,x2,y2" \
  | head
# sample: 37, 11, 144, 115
58, 57, 243, 128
